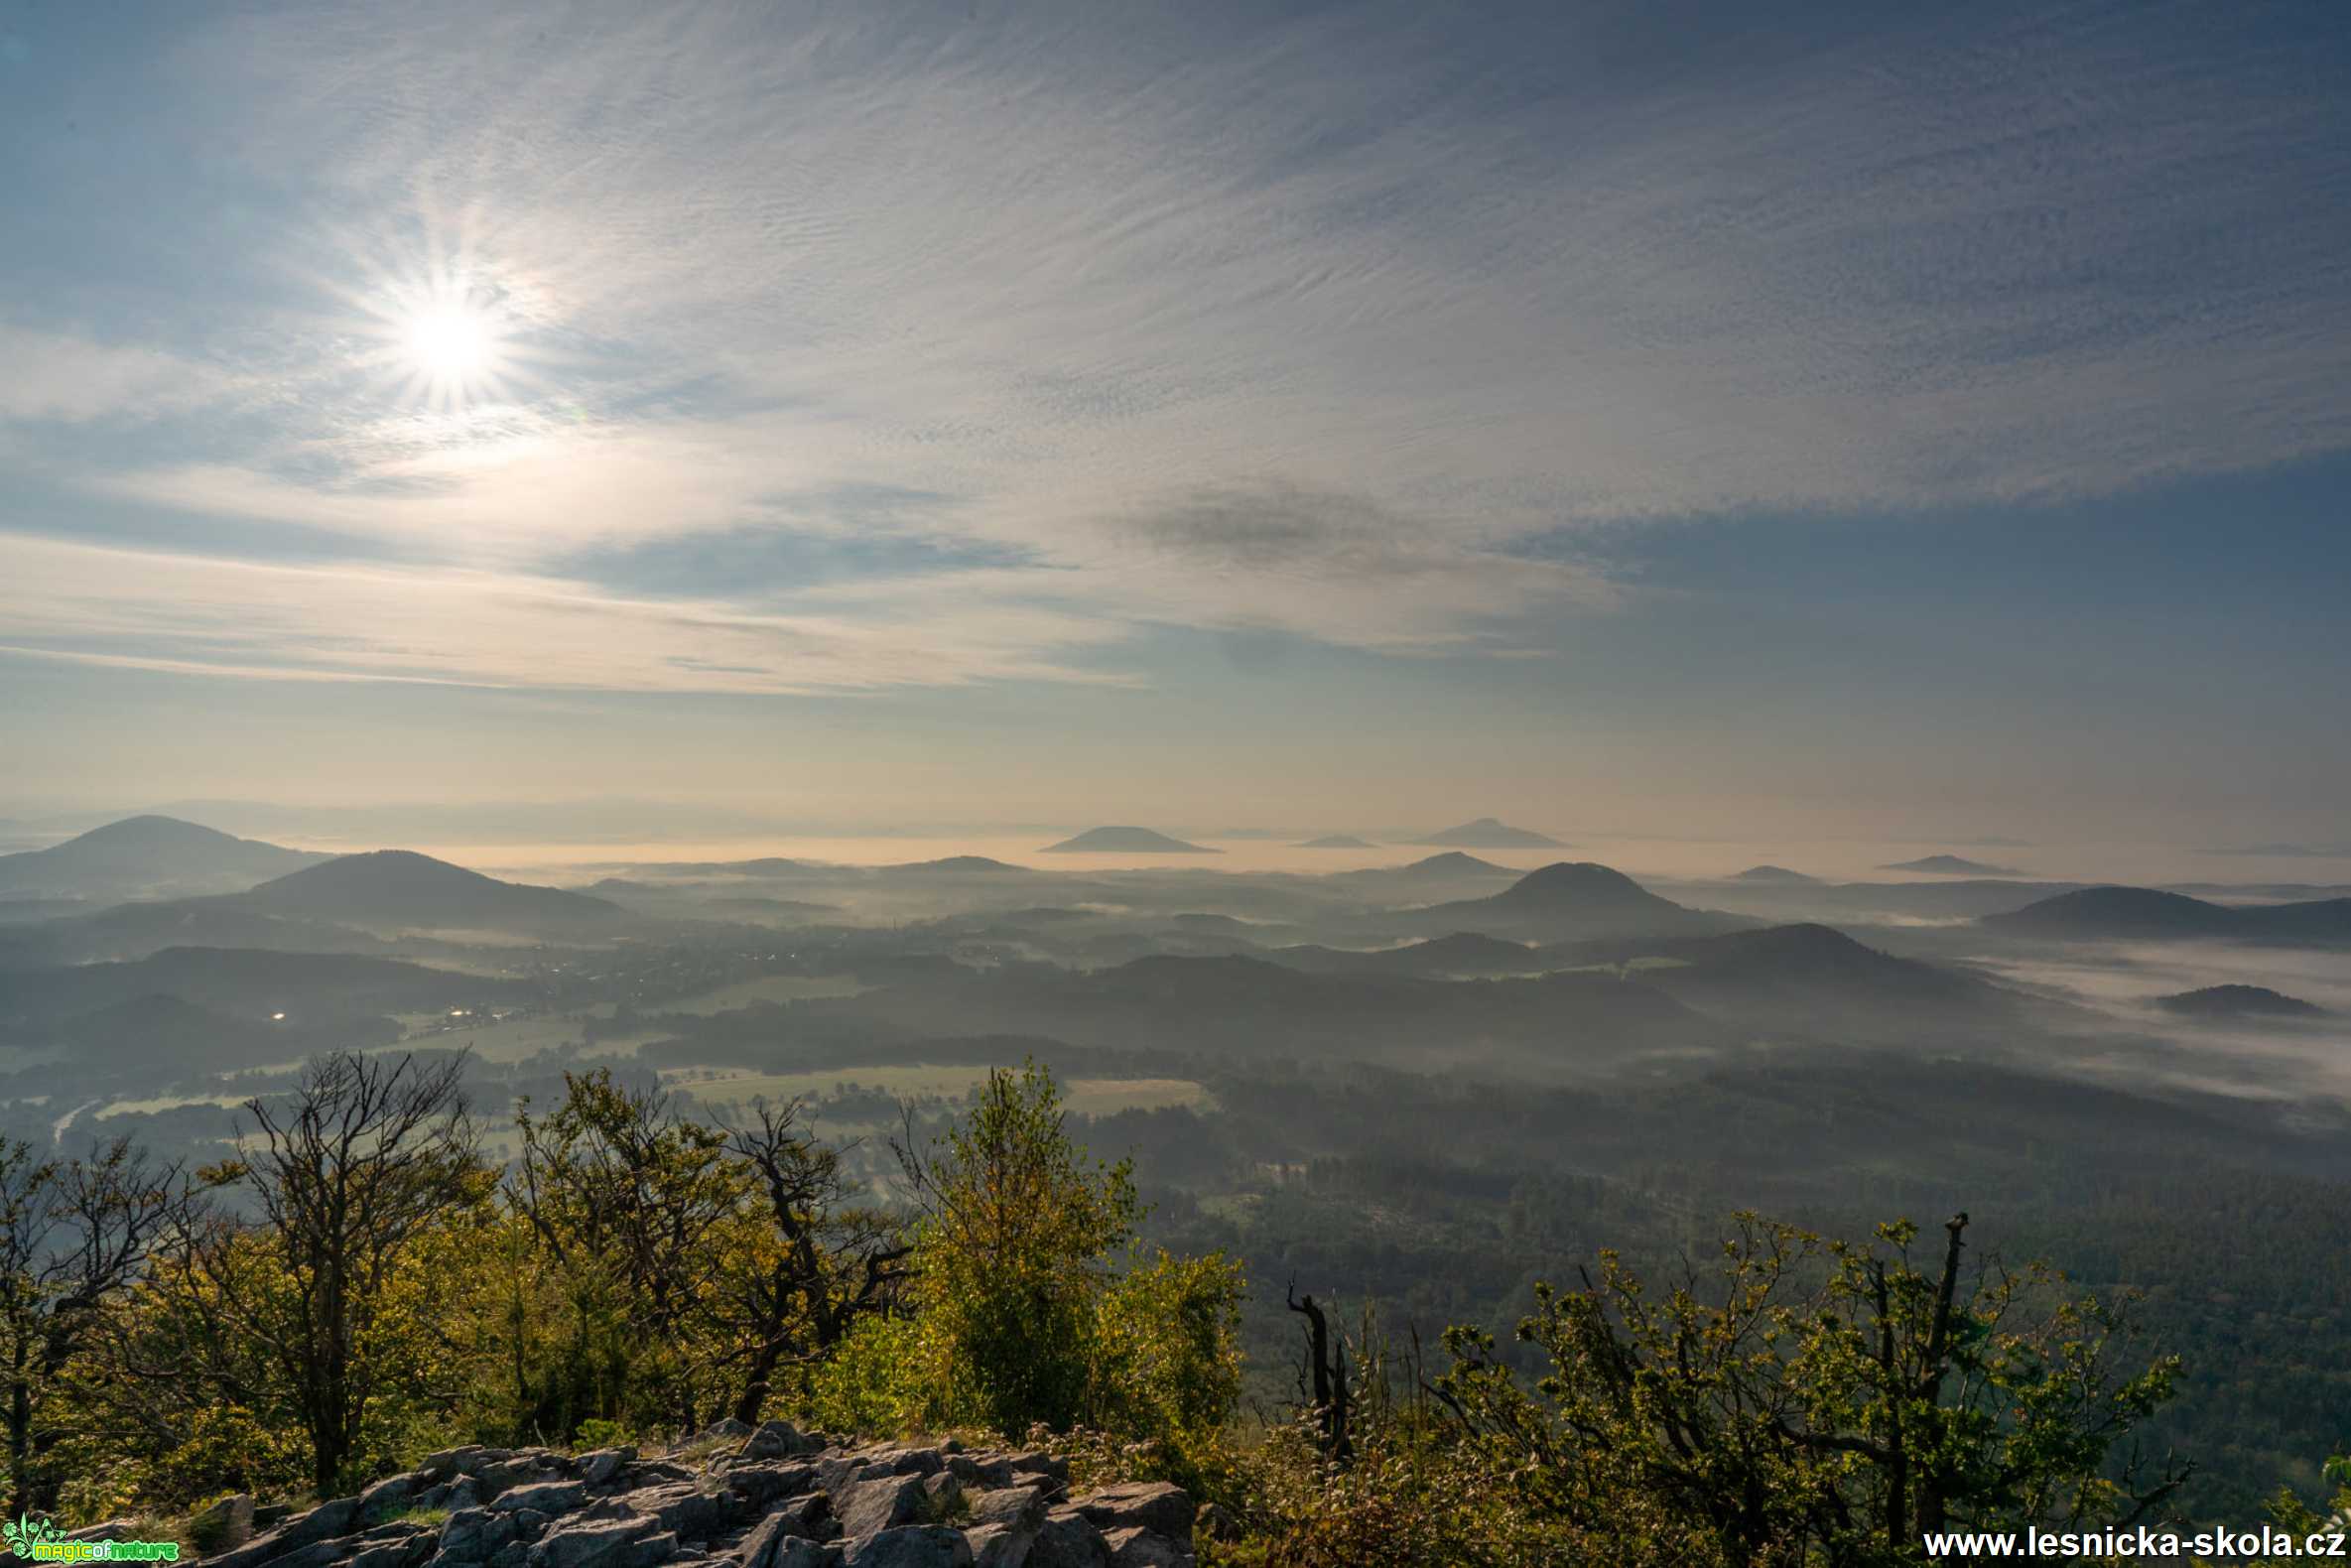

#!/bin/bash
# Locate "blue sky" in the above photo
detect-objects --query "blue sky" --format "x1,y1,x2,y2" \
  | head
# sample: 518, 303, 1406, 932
3, 0, 2347, 841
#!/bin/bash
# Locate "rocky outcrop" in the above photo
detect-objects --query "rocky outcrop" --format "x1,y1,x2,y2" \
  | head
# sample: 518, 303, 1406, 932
194, 1425, 1195, 1568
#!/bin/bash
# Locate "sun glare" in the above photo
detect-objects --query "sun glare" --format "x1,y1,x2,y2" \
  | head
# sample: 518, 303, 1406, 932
404, 303, 496, 380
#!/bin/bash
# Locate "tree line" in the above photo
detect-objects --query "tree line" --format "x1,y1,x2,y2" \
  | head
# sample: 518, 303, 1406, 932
0, 1049, 2256, 1567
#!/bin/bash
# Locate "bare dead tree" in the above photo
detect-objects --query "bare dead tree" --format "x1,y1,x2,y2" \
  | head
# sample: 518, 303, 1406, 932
718, 1098, 909, 1424
1286, 1283, 1353, 1464
0, 1136, 187, 1515
165, 1052, 482, 1494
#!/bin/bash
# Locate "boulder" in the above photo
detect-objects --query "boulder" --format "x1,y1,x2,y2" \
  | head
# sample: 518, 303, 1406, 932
1020, 1513, 1108, 1568
192, 1493, 258, 1553
1098, 1531, 1182, 1568
832, 1475, 926, 1544
437, 1507, 520, 1564
721, 1461, 821, 1512
842, 1528, 971, 1568
495, 1483, 589, 1516
1070, 1488, 1190, 1548
359, 1472, 438, 1521
529, 1515, 670, 1568
579, 1449, 637, 1488
737, 1423, 811, 1463
617, 1482, 740, 1541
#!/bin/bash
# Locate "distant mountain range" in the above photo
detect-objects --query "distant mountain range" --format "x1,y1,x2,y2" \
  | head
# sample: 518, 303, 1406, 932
0, 815, 330, 900
1039, 827, 1217, 853
1985, 886, 2351, 946
2155, 984, 2327, 1020
1413, 817, 1564, 848
1730, 864, 1818, 883
1880, 854, 2021, 875
1295, 835, 1376, 849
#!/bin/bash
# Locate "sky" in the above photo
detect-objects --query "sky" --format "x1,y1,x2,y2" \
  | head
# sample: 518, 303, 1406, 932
3, 0, 2348, 848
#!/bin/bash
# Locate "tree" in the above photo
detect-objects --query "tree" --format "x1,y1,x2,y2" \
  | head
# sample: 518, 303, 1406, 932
0, 1138, 183, 1516
716, 1098, 908, 1425
1432, 1213, 2185, 1567
507, 1068, 744, 1438
160, 1052, 486, 1493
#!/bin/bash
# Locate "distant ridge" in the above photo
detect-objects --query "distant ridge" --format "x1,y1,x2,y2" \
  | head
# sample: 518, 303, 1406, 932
1295, 835, 1376, 849
879, 855, 1030, 874
1414, 817, 1564, 849
1331, 851, 1512, 883
1986, 886, 2351, 946
228, 849, 623, 930
1039, 827, 1217, 854
0, 815, 329, 899
1406, 861, 1749, 940
1882, 853, 2020, 874
2155, 983, 2326, 1020
1731, 864, 1818, 883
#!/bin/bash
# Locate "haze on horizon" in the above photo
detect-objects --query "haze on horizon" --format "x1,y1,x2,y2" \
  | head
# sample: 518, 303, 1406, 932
4, 0, 2349, 849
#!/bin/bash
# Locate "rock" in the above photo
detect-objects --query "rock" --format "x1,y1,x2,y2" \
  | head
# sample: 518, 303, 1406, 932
256, 1504, 295, 1529
966, 1489, 1045, 1532
619, 1483, 739, 1540
919, 1473, 962, 1512
495, 1482, 589, 1516
842, 1527, 972, 1568
444, 1481, 485, 1513
205, 1498, 365, 1568
1020, 1513, 1108, 1568
962, 1525, 1027, 1568
733, 1511, 833, 1568
1099, 1530, 1183, 1568
999, 1457, 1068, 1488
191, 1493, 258, 1552
438, 1507, 521, 1564
512, 1512, 555, 1543
693, 1418, 757, 1446
1070, 1487, 1191, 1547
529, 1515, 668, 1568
579, 1449, 637, 1488
757, 1494, 834, 1545
833, 1474, 927, 1544
737, 1422, 810, 1463
486, 1543, 531, 1568
65, 1521, 138, 1543
349, 1535, 438, 1568
426, 1447, 501, 1478
721, 1461, 820, 1511
482, 1460, 565, 1502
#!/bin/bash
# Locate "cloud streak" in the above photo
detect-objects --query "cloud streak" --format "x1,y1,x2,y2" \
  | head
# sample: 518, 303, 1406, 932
5, 0, 2348, 694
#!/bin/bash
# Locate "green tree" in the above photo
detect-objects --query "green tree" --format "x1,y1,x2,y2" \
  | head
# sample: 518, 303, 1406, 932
1431, 1213, 2184, 1567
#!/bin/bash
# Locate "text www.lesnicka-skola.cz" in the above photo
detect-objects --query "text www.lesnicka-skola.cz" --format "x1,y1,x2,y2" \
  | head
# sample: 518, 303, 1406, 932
1925, 1525, 2348, 1560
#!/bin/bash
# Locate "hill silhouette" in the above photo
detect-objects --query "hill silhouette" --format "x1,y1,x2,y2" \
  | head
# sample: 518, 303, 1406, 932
1268, 931, 1547, 979
879, 855, 1031, 873
1731, 864, 1818, 883
1986, 887, 2351, 946
0, 815, 329, 899
1405, 861, 1750, 941
1039, 827, 1217, 853
1329, 850, 1512, 884
1882, 853, 2020, 874
1296, 835, 1376, 849
226, 850, 623, 931
1414, 817, 1564, 848
2155, 984, 2327, 1020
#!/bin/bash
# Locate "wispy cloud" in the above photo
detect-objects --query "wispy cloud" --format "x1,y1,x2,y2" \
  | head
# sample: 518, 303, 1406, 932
5, 0, 2348, 694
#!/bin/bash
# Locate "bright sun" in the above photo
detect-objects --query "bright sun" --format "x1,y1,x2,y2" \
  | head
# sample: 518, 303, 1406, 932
403, 303, 497, 380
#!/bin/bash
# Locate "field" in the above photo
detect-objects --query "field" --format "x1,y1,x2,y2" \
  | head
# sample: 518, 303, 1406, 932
664, 1064, 1214, 1120
658, 974, 869, 1014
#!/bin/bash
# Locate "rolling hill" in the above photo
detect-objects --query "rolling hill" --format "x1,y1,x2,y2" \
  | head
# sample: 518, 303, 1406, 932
1881, 853, 2021, 874
0, 815, 329, 900
1985, 886, 2351, 946
1039, 827, 1217, 853
224, 850, 624, 931
1730, 864, 1818, 883
1403, 862, 1751, 941
1296, 835, 1376, 849
1413, 817, 1564, 848
2155, 984, 2328, 1020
